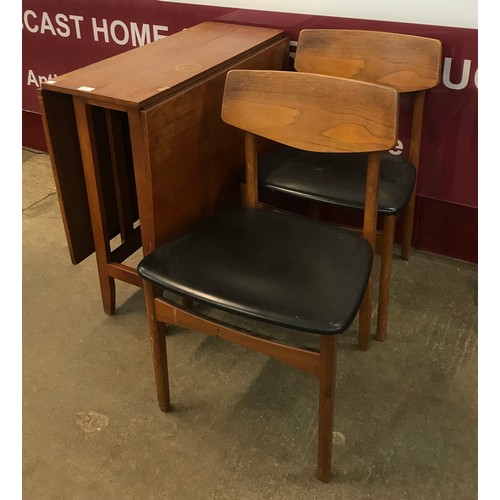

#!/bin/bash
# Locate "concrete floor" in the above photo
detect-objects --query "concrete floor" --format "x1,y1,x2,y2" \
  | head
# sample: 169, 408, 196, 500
23, 149, 477, 499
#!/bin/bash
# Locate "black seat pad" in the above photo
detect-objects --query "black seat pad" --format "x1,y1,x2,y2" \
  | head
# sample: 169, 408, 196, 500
138, 209, 372, 334
257, 146, 416, 214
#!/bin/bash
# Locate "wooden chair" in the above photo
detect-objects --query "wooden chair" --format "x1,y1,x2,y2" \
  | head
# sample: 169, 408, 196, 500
254, 29, 442, 348
137, 70, 398, 482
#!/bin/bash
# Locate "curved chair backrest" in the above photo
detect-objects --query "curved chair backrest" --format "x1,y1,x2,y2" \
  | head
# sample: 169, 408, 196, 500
221, 70, 399, 154
295, 29, 442, 93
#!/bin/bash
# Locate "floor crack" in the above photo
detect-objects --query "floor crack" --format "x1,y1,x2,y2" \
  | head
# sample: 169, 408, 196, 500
22, 192, 57, 212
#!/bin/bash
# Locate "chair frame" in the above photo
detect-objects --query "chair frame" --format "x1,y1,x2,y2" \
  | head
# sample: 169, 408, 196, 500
283, 29, 441, 345
144, 281, 339, 481
141, 70, 399, 481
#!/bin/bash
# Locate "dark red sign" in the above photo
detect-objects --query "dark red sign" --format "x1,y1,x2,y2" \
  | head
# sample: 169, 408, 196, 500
22, 1, 477, 211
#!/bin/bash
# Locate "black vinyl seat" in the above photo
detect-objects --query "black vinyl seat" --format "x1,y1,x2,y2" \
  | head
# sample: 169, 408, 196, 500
138, 208, 372, 334
258, 146, 416, 214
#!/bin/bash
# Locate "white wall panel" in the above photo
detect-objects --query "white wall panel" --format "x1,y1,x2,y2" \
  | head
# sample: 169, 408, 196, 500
158, 0, 477, 29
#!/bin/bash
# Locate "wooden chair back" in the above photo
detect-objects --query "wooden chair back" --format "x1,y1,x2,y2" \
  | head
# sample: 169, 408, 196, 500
295, 29, 442, 93
294, 29, 442, 261
222, 70, 399, 154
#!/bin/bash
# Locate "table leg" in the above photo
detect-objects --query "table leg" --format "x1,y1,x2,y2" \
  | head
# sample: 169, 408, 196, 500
73, 97, 116, 315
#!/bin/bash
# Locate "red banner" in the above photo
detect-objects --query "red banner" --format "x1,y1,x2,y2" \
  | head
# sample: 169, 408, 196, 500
22, 1, 477, 209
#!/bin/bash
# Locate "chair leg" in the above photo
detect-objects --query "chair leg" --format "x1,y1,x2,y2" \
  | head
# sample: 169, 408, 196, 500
376, 215, 396, 342
317, 335, 338, 482
401, 193, 416, 261
358, 275, 373, 351
143, 281, 171, 412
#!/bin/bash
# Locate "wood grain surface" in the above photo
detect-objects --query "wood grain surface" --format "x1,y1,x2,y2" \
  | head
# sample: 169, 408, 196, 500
41, 22, 286, 108
222, 70, 399, 153
295, 29, 442, 93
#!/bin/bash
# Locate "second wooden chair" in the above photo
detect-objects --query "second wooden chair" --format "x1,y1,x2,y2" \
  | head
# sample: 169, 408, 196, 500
253, 29, 442, 348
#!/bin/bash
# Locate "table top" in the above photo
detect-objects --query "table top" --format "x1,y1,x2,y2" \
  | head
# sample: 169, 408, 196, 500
41, 22, 286, 109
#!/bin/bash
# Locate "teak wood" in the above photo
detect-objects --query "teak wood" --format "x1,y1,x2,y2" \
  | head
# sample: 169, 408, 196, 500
294, 29, 442, 92
38, 22, 289, 313
139, 70, 399, 482
222, 70, 398, 153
